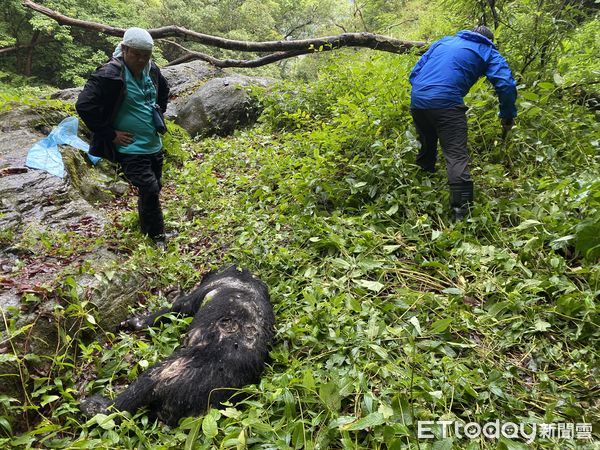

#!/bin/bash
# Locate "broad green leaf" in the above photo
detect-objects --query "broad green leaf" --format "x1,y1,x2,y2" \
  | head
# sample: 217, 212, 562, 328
202, 410, 219, 439
537, 81, 555, 90
498, 437, 529, 450
442, 287, 463, 295
516, 219, 542, 230
428, 390, 443, 400
431, 317, 453, 333
303, 369, 316, 390
0, 354, 18, 363
40, 395, 60, 406
331, 258, 351, 269
386, 204, 399, 215
185, 417, 202, 450
0, 417, 12, 434
340, 412, 385, 431
553, 73, 565, 86
378, 403, 394, 419
354, 279, 384, 292
551, 234, 575, 246
409, 316, 422, 335
369, 344, 389, 359
292, 421, 305, 449
319, 382, 341, 412
9, 435, 35, 447
520, 91, 539, 101
432, 438, 454, 450
237, 428, 246, 449
489, 384, 504, 397
534, 320, 551, 332
96, 414, 115, 430
487, 301, 510, 317
576, 218, 600, 261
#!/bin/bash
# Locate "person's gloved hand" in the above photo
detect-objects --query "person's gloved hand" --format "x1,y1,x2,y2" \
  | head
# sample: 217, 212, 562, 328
501, 118, 514, 134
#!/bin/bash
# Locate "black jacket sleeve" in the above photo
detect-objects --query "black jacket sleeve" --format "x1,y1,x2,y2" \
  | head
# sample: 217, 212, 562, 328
156, 68, 170, 113
75, 74, 118, 143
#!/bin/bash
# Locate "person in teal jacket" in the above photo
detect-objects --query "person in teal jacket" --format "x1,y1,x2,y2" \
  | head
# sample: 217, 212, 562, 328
409, 25, 517, 220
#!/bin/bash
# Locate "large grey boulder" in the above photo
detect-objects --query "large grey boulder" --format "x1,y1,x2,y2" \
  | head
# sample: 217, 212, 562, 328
161, 60, 226, 120
175, 75, 274, 138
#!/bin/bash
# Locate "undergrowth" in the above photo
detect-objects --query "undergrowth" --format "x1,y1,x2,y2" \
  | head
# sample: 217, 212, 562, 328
0, 49, 598, 450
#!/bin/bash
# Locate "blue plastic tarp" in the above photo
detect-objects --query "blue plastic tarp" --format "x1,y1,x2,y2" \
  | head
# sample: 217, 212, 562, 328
25, 116, 101, 178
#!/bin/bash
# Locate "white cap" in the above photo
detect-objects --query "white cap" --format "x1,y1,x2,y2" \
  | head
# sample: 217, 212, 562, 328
122, 27, 154, 51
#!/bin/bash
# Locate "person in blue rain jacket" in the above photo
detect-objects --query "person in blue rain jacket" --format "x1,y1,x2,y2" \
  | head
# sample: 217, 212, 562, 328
409, 25, 517, 220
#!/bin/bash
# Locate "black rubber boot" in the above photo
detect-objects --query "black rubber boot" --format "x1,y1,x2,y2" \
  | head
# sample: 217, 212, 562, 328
137, 197, 149, 235
138, 191, 165, 238
449, 182, 474, 221
152, 235, 167, 251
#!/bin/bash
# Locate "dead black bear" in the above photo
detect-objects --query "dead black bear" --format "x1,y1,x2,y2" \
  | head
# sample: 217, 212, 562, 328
81, 266, 274, 426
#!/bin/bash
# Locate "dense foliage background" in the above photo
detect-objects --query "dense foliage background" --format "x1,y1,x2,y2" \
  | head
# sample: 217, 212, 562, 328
0, 0, 598, 448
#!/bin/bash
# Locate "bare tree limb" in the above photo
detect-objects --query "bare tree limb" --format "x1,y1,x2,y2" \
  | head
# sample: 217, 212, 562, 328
486, 0, 500, 29
334, 23, 348, 33
353, 2, 370, 33
21, 0, 426, 68
162, 39, 311, 68
0, 37, 52, 55
0, 44, 27, 55
283, 21, 313, 40
161, 39, 384, 68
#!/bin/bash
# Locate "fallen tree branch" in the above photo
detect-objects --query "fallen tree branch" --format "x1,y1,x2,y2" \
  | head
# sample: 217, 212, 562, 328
163, 40, 329, 68
22, 0, 426, 68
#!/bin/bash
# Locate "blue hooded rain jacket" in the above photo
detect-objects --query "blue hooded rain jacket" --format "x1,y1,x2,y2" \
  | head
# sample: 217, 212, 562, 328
410, 30, 517, 119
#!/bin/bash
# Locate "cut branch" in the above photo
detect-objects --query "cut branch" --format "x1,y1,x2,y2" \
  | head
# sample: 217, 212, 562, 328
22, 0, 426, 68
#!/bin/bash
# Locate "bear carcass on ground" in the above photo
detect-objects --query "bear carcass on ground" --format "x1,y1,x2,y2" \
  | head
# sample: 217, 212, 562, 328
81, 265, 274, 426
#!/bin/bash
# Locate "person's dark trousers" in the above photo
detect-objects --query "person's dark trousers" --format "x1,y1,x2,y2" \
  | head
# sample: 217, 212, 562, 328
410, 106, 474, 219
117, 150, 165, 239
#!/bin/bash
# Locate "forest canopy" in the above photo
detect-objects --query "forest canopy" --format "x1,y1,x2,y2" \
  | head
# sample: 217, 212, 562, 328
2, 0, 598, 86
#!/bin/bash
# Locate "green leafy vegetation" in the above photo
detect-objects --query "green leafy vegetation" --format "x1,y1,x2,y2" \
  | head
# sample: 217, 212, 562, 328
0, 0, 598, 448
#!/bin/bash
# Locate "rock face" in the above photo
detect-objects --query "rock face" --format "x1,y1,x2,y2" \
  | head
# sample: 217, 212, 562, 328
50, 87, 83, 103
161, 61, 276, 138
175, 75, 275, 137
160, 60, 225, 118
0, 132, 106, 233
0, 105, 143, 408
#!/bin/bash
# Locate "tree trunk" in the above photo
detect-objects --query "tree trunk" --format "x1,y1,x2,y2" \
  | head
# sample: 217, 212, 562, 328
24, 30, 40, 76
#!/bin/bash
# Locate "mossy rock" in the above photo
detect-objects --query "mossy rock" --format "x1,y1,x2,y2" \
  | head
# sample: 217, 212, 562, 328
0, 103, 71, 135
61, 147, 130, 204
